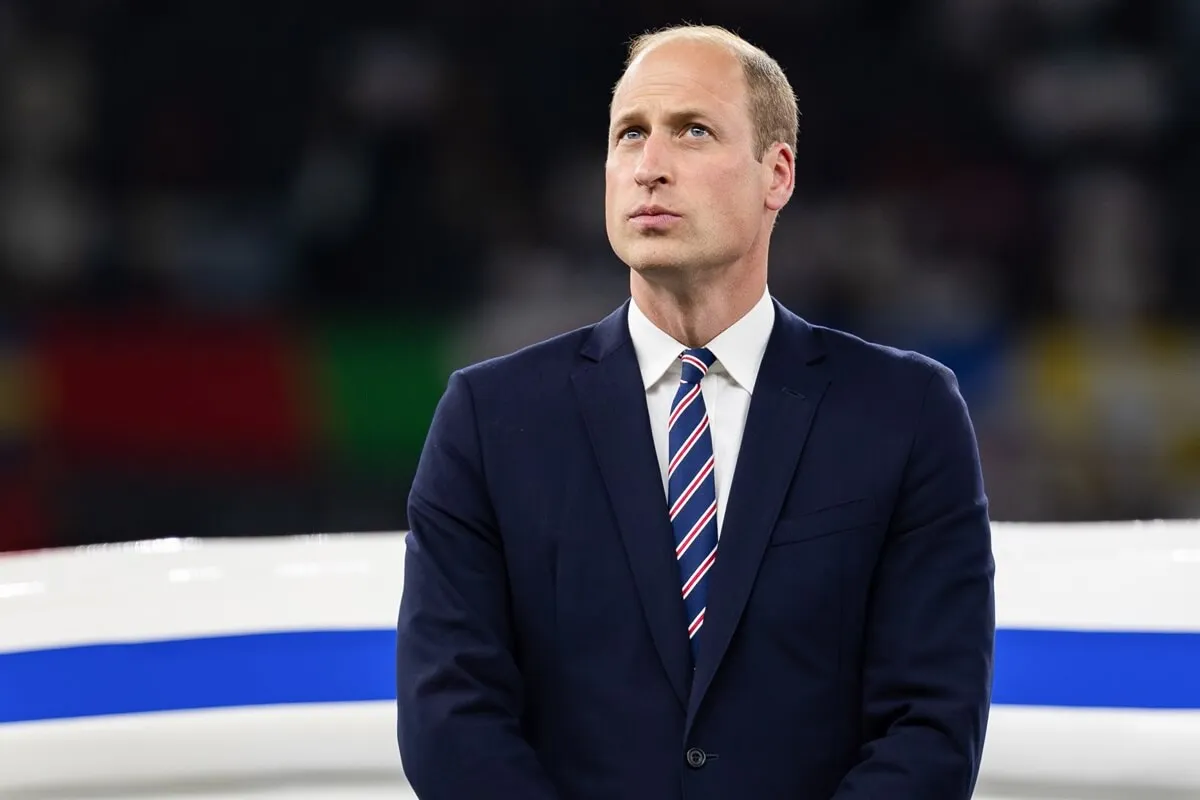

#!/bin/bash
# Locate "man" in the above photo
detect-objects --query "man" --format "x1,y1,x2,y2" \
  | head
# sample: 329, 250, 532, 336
397, 24, 995, 800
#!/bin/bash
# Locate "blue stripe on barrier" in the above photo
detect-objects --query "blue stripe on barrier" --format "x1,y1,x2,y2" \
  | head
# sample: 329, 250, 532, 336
992, 628, 1200, 709
0, 630, 396, 724
0, 627, 1197, 724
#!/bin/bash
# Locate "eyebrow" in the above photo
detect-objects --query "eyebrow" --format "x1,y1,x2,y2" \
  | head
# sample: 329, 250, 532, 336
609, 107, 716, 134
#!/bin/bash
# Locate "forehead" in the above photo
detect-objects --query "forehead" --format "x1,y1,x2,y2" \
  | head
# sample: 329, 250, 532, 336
610, 38, 748, 123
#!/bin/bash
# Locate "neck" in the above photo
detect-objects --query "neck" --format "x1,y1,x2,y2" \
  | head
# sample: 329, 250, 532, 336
630, 262, 766, 348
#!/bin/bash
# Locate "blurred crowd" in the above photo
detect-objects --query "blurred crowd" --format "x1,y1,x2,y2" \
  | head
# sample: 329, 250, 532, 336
0, 0, 1197, 551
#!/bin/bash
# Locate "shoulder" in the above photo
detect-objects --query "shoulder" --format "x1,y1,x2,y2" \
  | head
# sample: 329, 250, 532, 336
790, 308, 954, 392
799, 320, 972, 452
452, 301, 629, 390
444, 317, 610, 417
781, 315, 981, 480
456, 323, 594, 384
771, 303, 966, 438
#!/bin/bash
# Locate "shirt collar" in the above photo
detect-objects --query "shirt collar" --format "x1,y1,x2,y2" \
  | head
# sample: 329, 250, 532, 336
627, 286, 775, 393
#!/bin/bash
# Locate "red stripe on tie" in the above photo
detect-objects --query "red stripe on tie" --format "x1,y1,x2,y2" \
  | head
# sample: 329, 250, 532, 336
682, 546, 717, 599
668, 383, 702, 430
680, 354, 709, 374
668, 416, 710, 478
676, 498, 717, 558
688, 608, 705, 638
669, 455, 715, 521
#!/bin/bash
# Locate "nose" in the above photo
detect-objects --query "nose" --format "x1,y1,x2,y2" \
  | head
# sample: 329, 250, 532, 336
632, 134, 671, 187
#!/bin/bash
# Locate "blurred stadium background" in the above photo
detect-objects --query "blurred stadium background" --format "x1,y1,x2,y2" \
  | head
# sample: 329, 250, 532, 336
0, 0, 1197, 555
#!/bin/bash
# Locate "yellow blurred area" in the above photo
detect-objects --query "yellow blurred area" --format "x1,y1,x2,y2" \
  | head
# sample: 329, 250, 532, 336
1027, 323, 1198, 424
0, 351, 33, 437
1021, 322, 1200, 509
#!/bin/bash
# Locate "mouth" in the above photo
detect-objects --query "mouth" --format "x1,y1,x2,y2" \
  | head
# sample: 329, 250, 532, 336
629, 206, 682, 230
629, 205, 680, 220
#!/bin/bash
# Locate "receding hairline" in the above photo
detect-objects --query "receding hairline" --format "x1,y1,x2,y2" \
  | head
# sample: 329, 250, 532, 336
612, 26, 753, 101
627, 25, 764, 71
610, 25, 799, 156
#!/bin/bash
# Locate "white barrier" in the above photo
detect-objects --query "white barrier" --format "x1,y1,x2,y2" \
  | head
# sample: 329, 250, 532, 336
0, 521, 1198, 799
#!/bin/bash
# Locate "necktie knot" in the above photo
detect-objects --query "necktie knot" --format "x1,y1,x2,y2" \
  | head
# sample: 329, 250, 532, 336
679, 348, 716, 385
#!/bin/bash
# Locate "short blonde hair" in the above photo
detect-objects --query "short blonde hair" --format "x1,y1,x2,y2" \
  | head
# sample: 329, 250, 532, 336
617, 24, 799, 160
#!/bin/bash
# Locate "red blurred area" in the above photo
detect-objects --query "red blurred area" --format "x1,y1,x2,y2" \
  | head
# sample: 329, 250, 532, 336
34, 315, 312, 471
0, 473, 47, 552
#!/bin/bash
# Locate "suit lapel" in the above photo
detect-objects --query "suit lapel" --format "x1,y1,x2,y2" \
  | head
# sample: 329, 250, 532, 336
686, 302, 830, 728
572, 303, 692, 708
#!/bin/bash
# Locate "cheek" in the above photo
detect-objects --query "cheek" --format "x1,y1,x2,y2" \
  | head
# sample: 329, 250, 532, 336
604, 164, 624, 211
709, 170, 759, 226
603, 186, 619, 228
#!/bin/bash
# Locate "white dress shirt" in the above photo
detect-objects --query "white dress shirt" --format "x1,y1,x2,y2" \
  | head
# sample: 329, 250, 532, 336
627, 287, 776, 536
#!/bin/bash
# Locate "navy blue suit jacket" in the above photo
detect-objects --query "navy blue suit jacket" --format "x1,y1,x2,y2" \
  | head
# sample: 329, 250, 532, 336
397, 298, 995, 800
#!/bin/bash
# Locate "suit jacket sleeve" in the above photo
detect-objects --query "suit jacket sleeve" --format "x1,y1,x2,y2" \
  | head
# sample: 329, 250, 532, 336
397, 370, 561, 800
831, 362, 996, 799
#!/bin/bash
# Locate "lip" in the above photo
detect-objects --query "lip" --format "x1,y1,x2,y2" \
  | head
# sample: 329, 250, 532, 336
629, 206, 682, 230
629, 205, 680, 219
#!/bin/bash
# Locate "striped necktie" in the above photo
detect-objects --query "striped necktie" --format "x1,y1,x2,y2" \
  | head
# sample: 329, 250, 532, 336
667, 347, 719, 660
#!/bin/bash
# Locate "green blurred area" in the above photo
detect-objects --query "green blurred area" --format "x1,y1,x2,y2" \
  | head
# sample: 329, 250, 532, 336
310, 319, 453, 469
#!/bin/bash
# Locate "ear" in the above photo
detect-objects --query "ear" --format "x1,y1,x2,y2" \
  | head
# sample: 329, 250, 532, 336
763, 143, 795, 212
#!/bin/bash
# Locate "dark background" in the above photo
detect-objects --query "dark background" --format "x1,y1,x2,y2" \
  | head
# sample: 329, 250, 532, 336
1, 0, 1197, 551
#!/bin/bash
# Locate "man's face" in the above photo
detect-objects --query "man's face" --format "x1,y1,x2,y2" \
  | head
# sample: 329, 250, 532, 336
605, 38, 775, 281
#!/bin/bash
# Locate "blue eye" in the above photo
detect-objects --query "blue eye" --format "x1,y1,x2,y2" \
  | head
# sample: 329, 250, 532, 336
687, 125, 710, 138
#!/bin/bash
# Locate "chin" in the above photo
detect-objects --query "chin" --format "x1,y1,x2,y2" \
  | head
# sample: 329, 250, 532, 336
618, 241, 693, 275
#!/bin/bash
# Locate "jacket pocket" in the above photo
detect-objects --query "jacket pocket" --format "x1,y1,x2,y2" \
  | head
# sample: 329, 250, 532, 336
768, 497, 878, 546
